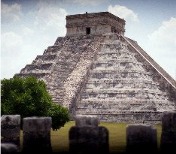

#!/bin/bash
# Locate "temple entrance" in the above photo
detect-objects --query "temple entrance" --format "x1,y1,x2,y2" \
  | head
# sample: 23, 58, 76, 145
86, 27, 91, 34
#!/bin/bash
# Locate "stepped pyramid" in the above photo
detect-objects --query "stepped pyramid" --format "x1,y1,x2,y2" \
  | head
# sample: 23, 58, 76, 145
16, 12, 176, 123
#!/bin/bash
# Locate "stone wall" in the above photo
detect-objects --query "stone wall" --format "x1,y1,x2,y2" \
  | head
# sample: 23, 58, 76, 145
66, 12, 125, 36
16, 33, 176, 123
15, 35, 104, 108
124, 36, 176, 104
76, 34, 175, 122
1, 112, 176, 153
15, 12, 176, 123
1, 115, 21, 149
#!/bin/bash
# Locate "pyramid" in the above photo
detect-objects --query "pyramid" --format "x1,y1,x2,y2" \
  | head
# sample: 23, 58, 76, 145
16, 12, 176, 123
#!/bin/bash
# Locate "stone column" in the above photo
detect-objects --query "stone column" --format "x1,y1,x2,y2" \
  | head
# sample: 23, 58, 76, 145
126, 124, 157, 153
69, 115, 109, 154
75, 115, 99, 127
160, 111, 176, 153
22, 117, 52, 153
1, 115, 21, 149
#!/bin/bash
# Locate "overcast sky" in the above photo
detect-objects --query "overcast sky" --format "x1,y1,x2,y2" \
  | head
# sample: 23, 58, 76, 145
1, 0, 176, 80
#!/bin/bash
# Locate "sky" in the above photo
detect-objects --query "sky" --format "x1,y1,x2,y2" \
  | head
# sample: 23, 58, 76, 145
1, 0, 176, 80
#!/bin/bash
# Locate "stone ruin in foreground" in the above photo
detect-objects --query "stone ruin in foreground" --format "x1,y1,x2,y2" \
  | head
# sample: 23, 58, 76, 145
16, 12, 176, 123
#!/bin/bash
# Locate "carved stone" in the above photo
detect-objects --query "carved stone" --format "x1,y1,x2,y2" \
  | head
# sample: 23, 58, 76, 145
1, 115, 21, 148
160, 111, 176, 153
69, 126, 109, 154
22, 117, 52, 153
15, 12, 176, 123
126, 124, 157, 153
75, 115, 99, 127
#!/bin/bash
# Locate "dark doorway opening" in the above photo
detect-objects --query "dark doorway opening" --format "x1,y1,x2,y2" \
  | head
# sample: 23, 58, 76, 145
86, 27, 91, 35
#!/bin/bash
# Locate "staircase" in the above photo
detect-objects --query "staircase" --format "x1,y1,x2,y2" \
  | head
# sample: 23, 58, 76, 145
76, 34, 175, 122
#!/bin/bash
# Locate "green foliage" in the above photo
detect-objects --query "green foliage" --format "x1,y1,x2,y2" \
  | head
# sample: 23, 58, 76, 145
1, 76, 52, 117
1, 76, 70, 130
48, 103, 70, 131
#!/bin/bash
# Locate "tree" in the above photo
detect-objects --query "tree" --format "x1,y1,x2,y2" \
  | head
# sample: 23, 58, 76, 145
48, 103, 70, 131
1, 76, 70, 130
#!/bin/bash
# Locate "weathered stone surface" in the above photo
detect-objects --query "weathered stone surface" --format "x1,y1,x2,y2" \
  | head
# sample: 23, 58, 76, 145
126, 124, 157, 153
76, 37, 175, 123
1, 143, 18, 153
1, 115, 21, 147
22, 117, 52, 153
69, 126, 109, 154
160, 111, 176, 153
15, 12, 176, 123
75, 115, 99, 127
66, 12, 125, 36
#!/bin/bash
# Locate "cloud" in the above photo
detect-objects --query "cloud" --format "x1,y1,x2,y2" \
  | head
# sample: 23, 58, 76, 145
22, 27, 34, 36
108, 5, 138, 22
1, 32, 24, 79
1, 2, 21, 22
73, 0, 105, 5
1, 32, 23, 56
148, 17, 176, 48
34, 2, 67, 36
1, 1, 68, 79
147, 17, 176, 79
1, 30, 44, 79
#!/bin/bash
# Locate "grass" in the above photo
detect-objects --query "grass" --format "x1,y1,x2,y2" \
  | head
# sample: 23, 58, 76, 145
100, 122, 127, 153
51, 121, 75, 153
20, 121, 162, 153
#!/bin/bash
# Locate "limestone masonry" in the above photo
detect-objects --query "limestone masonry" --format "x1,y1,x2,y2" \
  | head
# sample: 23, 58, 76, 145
16, 12, 176, 123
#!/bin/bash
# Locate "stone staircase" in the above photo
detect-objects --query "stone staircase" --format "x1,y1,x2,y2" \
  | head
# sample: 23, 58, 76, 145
15, 33, 176, 123
75, 34, 175, 122
16, 35, 104, 109
123, 36, 176, 88
15, 10, 176, 123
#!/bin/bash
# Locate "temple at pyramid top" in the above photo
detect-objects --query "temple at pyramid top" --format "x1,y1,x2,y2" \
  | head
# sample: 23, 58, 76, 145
66, 12, 125, 36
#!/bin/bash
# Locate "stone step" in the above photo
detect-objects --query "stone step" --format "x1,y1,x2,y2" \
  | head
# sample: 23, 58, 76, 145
76, 109, 160, 115
89, 69, 150, 74
15, 72, 50, 78
54, 36, 68, 46
92, 59, 141, 65
33, 55, 57, 64
80, 99, 168, 104
82, 88, 164, 94
50, 97, 62, 102
22, 63, 53, 72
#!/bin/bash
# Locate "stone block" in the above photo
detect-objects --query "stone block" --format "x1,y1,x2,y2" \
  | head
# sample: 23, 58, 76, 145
22, 117, 52, 153
1, 143, 18, 153
161, 111, 176, 132
160, 111, 176, 153
75, 115, 99, 127
1, 115, 21, 148
69, 126, 109, 154
126, 124, 157, 153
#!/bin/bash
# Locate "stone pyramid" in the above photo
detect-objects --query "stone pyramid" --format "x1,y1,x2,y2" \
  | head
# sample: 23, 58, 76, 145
16, 12, 176, 123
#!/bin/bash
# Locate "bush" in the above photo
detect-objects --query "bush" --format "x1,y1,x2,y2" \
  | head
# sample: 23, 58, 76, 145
1, 76, 70, 130
48, 103, 70, 131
